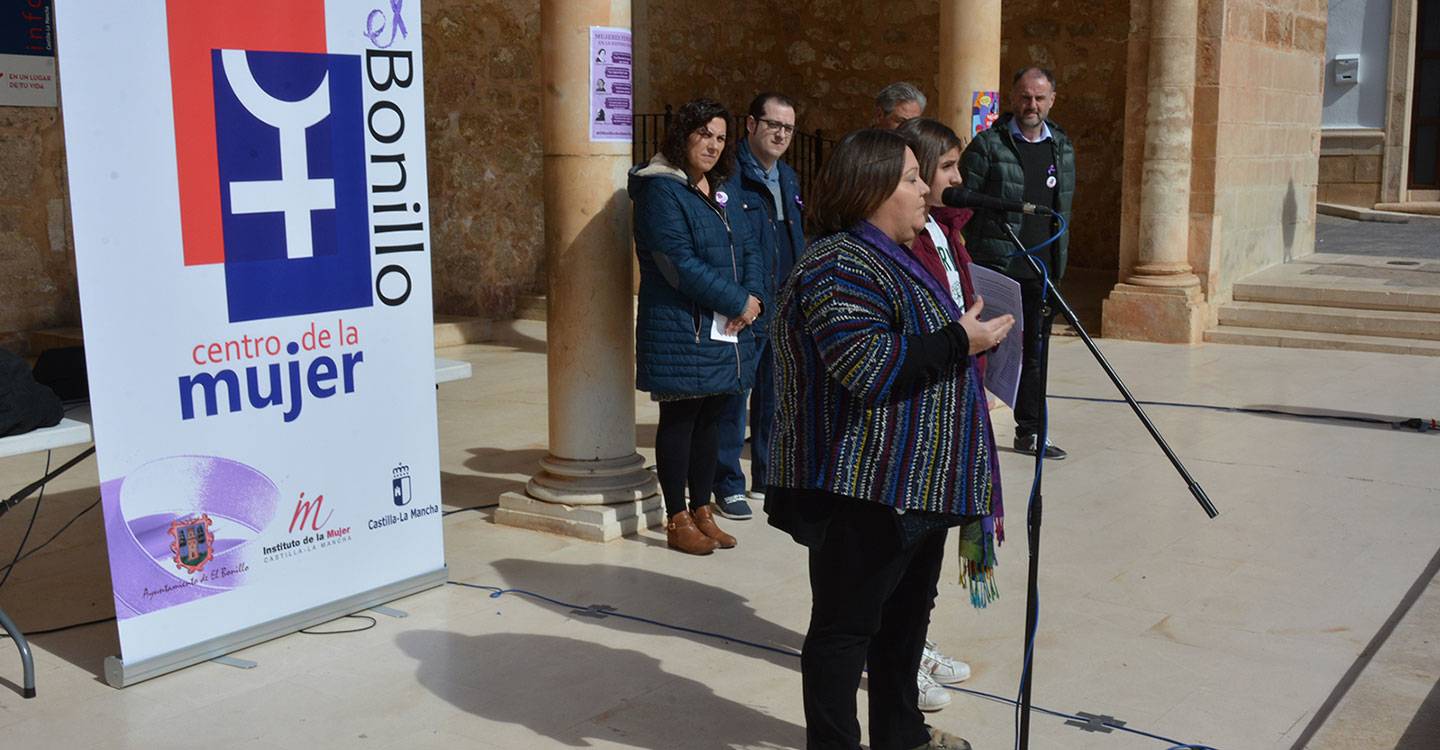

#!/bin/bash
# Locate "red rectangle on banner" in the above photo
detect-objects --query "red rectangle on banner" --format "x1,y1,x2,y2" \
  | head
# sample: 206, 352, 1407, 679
167, 0, 327, 266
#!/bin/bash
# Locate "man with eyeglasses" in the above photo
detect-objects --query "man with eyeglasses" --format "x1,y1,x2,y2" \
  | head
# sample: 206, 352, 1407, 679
711, 92, 805, 522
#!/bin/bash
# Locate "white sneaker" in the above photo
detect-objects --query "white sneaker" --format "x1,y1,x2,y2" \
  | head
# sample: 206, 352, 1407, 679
922, 640, 971, 684
745, 488, 766, 501
916, 669, 952, 712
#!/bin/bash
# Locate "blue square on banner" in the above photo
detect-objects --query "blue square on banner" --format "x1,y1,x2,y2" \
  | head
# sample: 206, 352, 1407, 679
212, 49, 372, 322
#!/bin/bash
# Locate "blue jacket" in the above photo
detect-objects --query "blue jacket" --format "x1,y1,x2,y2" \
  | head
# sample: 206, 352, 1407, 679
721, 139, 805, 336
629, 155, 765, 398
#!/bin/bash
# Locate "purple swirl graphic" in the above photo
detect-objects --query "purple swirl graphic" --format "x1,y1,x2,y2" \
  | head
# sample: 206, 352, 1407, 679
103, 455, 280, 619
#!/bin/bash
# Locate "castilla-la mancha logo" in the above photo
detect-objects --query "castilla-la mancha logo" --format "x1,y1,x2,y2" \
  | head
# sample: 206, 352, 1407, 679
392, 462, 412, 506
168, 514, 216, 574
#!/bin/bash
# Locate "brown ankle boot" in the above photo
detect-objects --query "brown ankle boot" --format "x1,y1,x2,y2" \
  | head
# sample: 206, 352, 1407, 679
667, 510, 718, 555
691, 504, 737, 548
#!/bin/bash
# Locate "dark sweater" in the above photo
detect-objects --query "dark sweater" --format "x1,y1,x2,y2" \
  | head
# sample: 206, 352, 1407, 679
958, 113, 1076, 280
1014, 138, 1057, 271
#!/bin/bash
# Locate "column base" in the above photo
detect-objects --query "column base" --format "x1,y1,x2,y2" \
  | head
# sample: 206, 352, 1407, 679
1101, 283, 1207, 344
524, 453, 658, 505
496, 491, 664, 542
495, 452, 662, 541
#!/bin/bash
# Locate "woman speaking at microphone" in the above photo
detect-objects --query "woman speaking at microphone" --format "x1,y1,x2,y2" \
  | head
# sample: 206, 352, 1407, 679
766, 129, 1013, 750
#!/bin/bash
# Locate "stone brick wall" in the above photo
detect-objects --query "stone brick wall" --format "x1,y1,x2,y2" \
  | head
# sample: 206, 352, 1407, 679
636, 0, 1131, 283
997, 3, 1131, 281
1318, 131, 1385, 207
1204, 0, 1326, 297
636, 0, 935, 136
0, 106, 76, 354
423, 0, 545, 319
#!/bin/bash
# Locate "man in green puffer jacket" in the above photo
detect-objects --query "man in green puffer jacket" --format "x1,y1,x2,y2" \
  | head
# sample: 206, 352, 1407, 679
960, 66, 1076, 460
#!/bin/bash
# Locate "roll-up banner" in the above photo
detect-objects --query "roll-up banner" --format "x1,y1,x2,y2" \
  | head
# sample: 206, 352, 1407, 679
54, 0, 445, 687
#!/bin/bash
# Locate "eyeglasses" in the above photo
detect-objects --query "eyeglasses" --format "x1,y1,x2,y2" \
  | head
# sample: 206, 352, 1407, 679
757, 118, 796, 136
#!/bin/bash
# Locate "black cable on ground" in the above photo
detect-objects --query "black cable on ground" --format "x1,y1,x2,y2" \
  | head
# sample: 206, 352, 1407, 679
442, 503, 499, 517
0, 451, 52, 589
4, 611, 384, 641
0, 615, 114, 639
0, 497, 100, 579
0, 446, 97, 521
1051, 394, 1436, 433
299, 614, 378, 635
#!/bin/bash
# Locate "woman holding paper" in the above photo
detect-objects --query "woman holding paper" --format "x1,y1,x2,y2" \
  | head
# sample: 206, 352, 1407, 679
894, 116, 1005, 714
766, 128, 1012, 750
898, 118, 980, 319
629, 98, 765, 556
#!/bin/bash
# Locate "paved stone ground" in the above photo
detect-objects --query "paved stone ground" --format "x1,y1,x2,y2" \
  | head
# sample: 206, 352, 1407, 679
1315, 214, 1440, 259
2, 321, 1438, 750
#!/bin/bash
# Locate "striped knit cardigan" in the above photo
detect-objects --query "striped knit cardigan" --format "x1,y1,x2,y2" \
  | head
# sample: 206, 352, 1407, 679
769, 223, 1004, 605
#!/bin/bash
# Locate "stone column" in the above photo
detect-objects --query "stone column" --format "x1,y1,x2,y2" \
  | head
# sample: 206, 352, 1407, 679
497, 0, 661, 541
1101, 0, 1207, 343
937, 0, 1002, 146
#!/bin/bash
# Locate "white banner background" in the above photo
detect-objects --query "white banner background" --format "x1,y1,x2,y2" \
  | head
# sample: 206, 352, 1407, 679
55, 0, 444, 671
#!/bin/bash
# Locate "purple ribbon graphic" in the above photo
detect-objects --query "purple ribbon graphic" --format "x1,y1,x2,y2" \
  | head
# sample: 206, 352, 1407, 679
103, 455, 280, 619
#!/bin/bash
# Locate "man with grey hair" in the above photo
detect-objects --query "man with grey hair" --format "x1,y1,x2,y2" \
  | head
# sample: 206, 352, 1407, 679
960, 66, 1076, 460
874, 81, 926, 129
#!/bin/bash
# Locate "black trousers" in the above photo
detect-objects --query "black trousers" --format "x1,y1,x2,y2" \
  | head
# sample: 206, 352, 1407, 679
1015, 276, 1056, 439
801, 499, 947, 750
655, 394, 729, 517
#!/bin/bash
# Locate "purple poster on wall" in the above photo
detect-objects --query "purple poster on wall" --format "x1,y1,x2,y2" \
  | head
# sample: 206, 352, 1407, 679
590, 26, 632, 143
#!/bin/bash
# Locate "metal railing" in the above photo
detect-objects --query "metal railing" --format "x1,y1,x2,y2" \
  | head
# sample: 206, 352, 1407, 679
633, 104, 834, 199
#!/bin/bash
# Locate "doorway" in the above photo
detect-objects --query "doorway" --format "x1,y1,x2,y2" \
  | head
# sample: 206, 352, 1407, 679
1409, 0, 1440, 191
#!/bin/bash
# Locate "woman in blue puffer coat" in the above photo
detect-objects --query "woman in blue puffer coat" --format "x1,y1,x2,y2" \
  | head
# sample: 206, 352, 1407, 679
629, 98, 766, 555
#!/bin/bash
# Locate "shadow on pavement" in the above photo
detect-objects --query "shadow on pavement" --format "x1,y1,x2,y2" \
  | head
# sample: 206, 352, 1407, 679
489, 559, 806, 672
397, 630, 804, 749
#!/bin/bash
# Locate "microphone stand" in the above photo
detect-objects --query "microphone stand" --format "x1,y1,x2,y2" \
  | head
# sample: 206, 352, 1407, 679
990, 215, 1219, 750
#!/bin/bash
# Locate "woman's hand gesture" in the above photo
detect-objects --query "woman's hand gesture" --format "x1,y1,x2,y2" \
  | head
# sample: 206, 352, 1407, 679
958, 296, 1014, 355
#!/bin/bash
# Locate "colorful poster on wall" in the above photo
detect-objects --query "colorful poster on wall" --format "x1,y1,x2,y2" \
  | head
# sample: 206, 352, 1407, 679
1, 0, 57, 107
54, 0, 445, 685
972, 90, 1000, 138
590, 26, 632, 142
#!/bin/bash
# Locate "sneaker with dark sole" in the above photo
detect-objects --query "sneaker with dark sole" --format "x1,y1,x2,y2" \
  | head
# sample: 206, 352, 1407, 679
715, 494, 753, 520
1014, 434, 1067, 460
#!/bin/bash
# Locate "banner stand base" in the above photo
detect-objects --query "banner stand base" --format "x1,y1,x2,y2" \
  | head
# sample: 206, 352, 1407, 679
104, 567, 447, 689
209, 655, 258, 670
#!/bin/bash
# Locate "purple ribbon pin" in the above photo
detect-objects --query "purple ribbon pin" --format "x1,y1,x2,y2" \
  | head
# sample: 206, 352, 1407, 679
365, 0, 409, 49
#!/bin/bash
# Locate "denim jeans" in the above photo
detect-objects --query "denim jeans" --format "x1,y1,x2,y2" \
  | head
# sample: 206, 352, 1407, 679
713, 338, 774, 499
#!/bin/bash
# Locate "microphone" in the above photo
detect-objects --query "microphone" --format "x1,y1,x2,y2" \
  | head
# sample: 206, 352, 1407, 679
941, 187, 1053, 216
